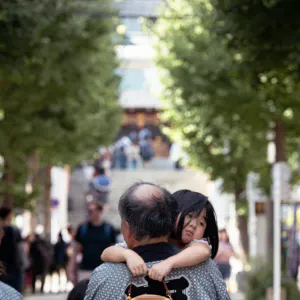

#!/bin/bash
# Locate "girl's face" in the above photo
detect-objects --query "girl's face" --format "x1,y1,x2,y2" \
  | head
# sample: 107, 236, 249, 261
181, 209, 207, 245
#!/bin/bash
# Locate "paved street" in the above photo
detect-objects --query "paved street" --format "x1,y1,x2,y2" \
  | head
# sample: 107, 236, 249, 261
24, 292, 245, 300
24, 294, 68, 300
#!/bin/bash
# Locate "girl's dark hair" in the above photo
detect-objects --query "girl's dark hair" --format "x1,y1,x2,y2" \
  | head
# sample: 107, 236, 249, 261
172, 190, 219, 258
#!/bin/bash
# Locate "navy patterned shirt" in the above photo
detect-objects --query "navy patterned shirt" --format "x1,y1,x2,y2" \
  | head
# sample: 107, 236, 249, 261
85, 242, 230, 300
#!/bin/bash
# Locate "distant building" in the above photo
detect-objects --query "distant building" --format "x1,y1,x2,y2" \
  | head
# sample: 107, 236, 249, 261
116, 0, 170, 157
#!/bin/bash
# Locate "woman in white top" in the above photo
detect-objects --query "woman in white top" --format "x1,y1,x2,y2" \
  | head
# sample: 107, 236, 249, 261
214, 229, 236, 281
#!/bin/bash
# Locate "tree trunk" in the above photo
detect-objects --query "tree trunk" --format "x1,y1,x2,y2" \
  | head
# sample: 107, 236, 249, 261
235, 186, 249, 256
3, 162, 13, 207
44, 165, 52, 241
30, 151, 40, 233
275, 119, 285, 162
237, 215, 249, 256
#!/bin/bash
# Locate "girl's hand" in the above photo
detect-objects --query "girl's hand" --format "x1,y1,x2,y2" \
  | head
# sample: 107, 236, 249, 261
124, 250, 148, 277
148, 260, 173, 282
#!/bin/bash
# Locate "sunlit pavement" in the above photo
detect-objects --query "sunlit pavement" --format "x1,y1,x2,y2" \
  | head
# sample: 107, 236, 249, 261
24, 293, 244, 300
24, 293, 68, 300
23, 271, 72, 300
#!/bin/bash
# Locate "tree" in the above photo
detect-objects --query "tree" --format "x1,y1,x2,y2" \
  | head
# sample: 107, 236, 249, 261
153, 0, 300, 254
211, 0, 300, 163
211, 0, 300, 254
151, 0, 277, 254
0, 0, 121, 208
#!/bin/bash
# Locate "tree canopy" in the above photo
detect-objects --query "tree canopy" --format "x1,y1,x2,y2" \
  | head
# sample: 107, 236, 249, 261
0, 0, 121, 207
152, 0, 300, 202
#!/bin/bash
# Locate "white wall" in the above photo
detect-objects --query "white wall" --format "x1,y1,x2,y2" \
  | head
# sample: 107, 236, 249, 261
50, 167, 69, 243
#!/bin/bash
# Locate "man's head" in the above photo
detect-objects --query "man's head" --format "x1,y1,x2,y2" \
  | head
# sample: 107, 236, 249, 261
0, 207, 13, 225
95, 167, 105, 176
118, 182, 177, 248
87, 200, 104, 224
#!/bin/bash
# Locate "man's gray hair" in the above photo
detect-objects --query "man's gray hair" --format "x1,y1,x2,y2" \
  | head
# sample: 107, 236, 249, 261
118, 182, 178, 241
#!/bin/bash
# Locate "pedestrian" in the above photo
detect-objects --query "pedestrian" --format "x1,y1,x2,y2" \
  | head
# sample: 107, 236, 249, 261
118, 146, 128, 169
89, 167, 111, 205
0, 207, 23, 292
30, 234, 53, 294
53, 231, 68, 284
102, 189, 220, 281
138, 128, 151, 142
67, 279, 89, 300
127, 142, 140, 169
0, 223, 22, 299
24, 234, 34, 292
86, 184, 229, 300
66, 225, 77, 285
139, 136, 155, 168
214, 229, 236, 290
75, 200, 116, 282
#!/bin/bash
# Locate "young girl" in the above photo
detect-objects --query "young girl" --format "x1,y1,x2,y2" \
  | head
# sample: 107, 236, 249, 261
101, 189, 219, 282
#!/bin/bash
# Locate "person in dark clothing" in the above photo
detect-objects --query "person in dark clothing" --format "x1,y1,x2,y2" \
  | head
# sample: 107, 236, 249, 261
67, 279, 89, 300
0, 223, 22, 299
85, 182, 229, 300
30, 234, 53, 294
118, 146, 127, 169
0, 207, 23, 293
89, 167, 111, 205
75, 200, 116, 282
53, 231, 68, 281
140, 136, 155, 167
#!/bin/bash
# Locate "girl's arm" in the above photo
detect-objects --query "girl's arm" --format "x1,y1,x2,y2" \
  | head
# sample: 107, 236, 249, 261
148, 242, 210, 281
101, 245, 148, 277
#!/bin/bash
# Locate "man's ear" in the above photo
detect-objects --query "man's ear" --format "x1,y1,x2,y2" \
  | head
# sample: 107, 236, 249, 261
123, 221, 131, 239
123, 221, 135, 248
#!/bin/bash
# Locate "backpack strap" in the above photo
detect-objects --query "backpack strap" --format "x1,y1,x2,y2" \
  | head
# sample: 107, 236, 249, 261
79, 224, 88, 240
103, 223, 112, 239
80, 223, 112, 241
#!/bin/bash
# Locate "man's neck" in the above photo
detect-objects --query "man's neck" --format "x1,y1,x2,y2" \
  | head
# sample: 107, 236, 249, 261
90, 219, 103, 226
2, 220, 10, 227
168, 238, 185, 250
131, 236, 169, 249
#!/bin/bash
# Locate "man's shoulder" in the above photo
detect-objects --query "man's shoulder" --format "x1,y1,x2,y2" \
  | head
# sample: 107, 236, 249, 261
3, 225, 14, 235
102, 222, 114, 228
77, 222, 87, 231
93, 262, 131, 278
3, 226, 20, 241
97, 175, 110, 184
165, 259, 222, 282
86, 263, 131, 300
180, 259, 220, 274
164, 260, 228, 299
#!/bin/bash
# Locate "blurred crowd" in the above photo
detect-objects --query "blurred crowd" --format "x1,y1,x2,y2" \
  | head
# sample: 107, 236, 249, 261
0, 160, 122, 296
95, 128, 155, 172
0, 202, 119, 296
